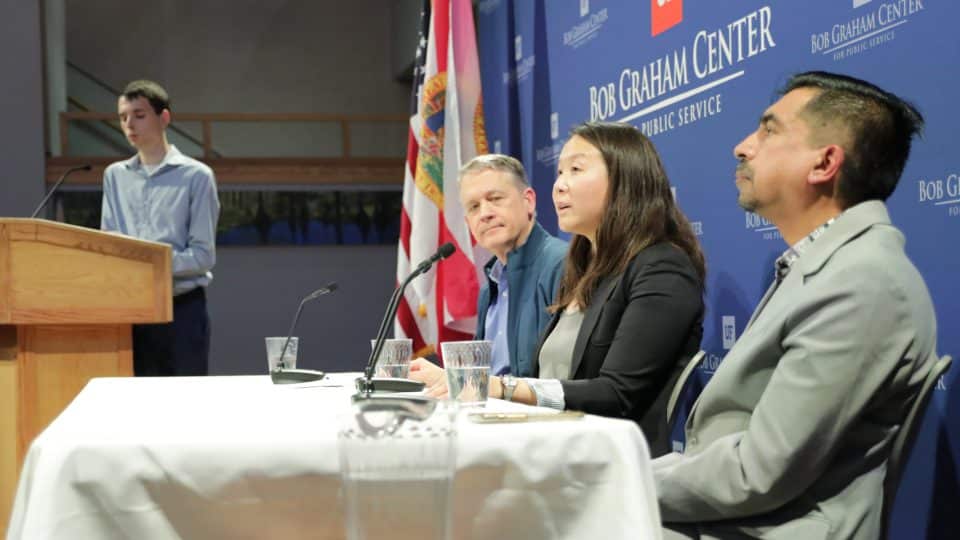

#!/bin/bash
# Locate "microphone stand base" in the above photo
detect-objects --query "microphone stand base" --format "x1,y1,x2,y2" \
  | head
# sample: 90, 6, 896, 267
355, 376, 426, 394
271, 368, 326, 384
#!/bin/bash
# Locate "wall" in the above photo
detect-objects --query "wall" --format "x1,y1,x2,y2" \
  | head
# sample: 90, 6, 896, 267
208, 245, 397, 375
0, 2, 45, 216
64, 0, 411, 157
66, 0, 410, 114
62, 0, 414, 369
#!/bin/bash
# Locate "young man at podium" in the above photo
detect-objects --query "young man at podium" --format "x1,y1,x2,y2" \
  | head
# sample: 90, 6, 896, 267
100, 80, 220, 376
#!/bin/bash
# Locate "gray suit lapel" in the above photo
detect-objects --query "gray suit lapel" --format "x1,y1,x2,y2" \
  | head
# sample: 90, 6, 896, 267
798, 201, 890, 279
744, 202, 890, 331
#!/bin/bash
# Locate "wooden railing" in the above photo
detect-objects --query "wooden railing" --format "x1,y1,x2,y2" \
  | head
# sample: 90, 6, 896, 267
52, 112, 409, 186
59, 111, 407, 159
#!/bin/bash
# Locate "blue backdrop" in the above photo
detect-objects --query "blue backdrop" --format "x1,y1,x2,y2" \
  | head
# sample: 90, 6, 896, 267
477, 1, 958, 537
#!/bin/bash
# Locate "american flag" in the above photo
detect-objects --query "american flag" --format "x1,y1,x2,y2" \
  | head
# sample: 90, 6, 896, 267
395, 0, 489, 359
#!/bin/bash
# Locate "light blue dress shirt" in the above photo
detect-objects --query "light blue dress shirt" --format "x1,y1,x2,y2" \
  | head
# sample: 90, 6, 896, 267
483, 259, 511, 376
100, 145, 220, 296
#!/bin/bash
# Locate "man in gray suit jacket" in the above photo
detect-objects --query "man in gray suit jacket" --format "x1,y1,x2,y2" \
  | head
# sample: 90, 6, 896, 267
654, 72, 939, 539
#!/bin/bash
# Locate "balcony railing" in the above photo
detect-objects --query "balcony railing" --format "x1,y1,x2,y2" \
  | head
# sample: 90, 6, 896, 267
51, 111, 409, 186
47, 111, 411, 245
59, 111, 408, 159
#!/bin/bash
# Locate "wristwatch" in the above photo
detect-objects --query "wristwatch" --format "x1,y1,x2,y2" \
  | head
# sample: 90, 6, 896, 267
500, 375, 518, 401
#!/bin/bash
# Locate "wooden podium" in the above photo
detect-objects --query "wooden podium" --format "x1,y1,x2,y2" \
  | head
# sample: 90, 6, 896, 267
0, 218, 171, 529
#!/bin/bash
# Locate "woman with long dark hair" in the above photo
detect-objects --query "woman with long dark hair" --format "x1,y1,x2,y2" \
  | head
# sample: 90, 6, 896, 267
412, 122, 705, 456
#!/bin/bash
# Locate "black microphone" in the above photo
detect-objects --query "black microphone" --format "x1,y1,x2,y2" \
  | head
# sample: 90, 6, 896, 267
412, 241, 455, 275
270, 281, 338, 385
31, 164, 92, 219
369, 242, 455, 359
356, 242, 456, 395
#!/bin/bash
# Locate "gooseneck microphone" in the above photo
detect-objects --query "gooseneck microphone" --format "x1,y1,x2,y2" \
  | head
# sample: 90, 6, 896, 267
356, 242, 456, 395
31, 164, 92, 219
270, 281, 338, 385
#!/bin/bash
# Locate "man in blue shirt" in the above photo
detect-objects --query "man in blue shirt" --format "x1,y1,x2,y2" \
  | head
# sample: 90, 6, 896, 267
101, 80, 220, 376
458, 154, 567, 378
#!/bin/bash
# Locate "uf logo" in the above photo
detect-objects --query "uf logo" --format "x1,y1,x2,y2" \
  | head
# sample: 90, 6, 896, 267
651, 0, 683, 36
550, 113, 559, 141
722, 316, 737, 350
580, 0, 589, 17
514, 35, 522, 62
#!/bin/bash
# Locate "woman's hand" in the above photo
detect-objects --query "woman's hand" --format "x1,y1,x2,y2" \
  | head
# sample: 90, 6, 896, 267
408, 358, 449, 398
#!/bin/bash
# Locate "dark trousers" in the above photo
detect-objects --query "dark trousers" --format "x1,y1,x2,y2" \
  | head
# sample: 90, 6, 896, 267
133, 287, 210, 376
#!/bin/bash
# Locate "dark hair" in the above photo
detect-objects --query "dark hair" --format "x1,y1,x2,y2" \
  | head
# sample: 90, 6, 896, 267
553, 122, 706, 311
121, 80, 171, 115
782, 71, 923, 206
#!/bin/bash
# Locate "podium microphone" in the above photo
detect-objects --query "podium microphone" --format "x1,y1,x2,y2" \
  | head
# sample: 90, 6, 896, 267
270, 281, 338, 385
356, 242, 456, 396
31, 164, 92, 219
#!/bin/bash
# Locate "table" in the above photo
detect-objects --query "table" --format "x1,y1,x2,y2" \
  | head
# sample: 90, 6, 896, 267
6, 374, 662, 539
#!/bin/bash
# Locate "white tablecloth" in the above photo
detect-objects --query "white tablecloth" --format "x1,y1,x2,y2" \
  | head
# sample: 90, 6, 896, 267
7, 374, 661, 539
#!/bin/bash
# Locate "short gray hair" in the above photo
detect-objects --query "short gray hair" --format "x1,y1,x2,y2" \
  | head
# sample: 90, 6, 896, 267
459, 154, 529, 189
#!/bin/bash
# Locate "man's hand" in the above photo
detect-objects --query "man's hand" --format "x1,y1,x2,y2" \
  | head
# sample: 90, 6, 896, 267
408, 358, 449, 398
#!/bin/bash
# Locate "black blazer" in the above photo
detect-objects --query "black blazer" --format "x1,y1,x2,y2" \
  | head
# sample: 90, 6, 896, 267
533, 242, 704, 457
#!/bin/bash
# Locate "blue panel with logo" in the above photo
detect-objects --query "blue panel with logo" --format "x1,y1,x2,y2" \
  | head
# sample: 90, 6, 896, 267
476, 0, 519, 160
479, 0, 959, 537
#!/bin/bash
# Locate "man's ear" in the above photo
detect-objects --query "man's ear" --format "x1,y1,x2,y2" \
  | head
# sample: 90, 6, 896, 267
523, 187, 536, 219
161, 108, 171, 128
808, 144, 844, 187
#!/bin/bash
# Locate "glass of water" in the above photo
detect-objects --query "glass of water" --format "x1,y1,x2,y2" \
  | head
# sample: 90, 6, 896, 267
265, 336, 298, 371
441, 340, 492, 407
369, 338, 413, 378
